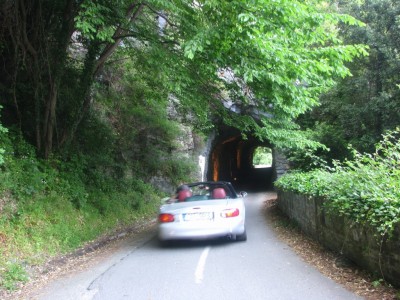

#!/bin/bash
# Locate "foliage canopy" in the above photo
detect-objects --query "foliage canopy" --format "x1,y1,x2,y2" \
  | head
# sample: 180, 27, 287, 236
295, 0, 400, 164
0, 0, 366, 158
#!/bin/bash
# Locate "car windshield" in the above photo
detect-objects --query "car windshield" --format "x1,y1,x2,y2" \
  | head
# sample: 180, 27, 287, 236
180, 182, 235, 202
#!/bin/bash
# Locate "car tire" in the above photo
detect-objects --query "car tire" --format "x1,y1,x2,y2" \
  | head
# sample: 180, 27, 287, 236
159, 239, 171, 248
236, 229, 247, 242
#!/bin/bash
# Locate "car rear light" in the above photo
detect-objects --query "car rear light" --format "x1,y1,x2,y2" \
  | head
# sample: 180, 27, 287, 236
221, 208, 240, 218
159, 213, 175, 223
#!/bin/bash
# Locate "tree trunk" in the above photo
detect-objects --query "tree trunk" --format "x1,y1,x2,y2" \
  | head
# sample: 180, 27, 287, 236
39, 0, 76, 158
43, 81, 58, 158
59, 2, 145, 147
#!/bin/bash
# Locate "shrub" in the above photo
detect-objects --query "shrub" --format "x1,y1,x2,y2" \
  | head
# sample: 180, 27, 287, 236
0, 262, 28, 291
276, 128, 400, 235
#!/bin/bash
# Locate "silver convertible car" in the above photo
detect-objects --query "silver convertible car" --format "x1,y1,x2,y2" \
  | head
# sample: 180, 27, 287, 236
158, 181, 247, 244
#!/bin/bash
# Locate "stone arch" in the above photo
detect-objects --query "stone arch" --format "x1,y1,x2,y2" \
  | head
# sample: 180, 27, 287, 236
203, 126, 288, 190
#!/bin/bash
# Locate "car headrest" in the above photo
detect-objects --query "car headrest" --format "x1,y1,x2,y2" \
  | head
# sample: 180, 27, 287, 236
212, 188, 226, 199
178, 189, 192, 201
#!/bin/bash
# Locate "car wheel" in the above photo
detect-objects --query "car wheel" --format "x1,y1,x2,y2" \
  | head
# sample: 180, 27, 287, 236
236, 229, 247, 242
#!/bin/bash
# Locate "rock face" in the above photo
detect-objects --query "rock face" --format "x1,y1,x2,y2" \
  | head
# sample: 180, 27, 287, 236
149, 123, 205, 193
150, 98, 207, 193
200, 131, 215, 182
278, 190, 400, 288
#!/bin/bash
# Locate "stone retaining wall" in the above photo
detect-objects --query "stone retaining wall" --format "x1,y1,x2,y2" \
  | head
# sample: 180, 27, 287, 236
277, 190, 400, 287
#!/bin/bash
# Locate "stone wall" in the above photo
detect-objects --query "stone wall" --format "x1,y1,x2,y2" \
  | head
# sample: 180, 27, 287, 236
277, 190, 400, 287
272, 149, 290, 181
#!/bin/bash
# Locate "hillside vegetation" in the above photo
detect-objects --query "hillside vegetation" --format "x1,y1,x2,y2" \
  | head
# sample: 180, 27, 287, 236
276, 0, 400, 237
0, 112, 199, 291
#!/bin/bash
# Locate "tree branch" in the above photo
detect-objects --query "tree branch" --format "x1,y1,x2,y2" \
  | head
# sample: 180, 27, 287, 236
142, 3, 177, 28
94, 2, 145, 76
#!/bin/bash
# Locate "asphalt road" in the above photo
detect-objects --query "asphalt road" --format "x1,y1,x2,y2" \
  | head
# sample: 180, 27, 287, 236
34, 192, 361, 300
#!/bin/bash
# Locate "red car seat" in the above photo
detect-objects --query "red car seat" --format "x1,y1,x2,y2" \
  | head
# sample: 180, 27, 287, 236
212, 188, 226, 199
178, 189, 192, 202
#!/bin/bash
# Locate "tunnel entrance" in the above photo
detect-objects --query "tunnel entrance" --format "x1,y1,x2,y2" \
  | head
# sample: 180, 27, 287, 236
206, 126, 276, 191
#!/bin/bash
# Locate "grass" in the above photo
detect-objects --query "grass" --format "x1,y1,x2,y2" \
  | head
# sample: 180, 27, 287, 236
1, 262, 29, 291
0, 181, 160, 291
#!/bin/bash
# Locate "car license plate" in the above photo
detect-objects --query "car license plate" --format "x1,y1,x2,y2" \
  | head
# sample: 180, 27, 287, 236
183, 212, 213, 221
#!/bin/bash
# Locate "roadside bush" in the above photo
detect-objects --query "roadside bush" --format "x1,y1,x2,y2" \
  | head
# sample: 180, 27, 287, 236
275, 128, 400, 235
0, 133, 161, 291
281, 122, 350, 172
159, 156, 199, 185
0, 131, 48, 200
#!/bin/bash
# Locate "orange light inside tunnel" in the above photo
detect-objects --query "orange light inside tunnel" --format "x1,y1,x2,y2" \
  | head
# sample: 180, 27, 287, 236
212, 148, 219, 181
222, 136, 239, 144
213, 136, 242, 182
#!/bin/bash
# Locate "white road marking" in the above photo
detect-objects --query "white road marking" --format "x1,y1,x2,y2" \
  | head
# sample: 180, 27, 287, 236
195, 246, 210, 284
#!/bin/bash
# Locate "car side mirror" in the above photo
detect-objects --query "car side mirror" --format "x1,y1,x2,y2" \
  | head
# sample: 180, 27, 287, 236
239, 191, 247, 198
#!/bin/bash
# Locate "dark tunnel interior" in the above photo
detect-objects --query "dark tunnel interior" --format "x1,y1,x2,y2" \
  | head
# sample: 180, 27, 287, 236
206, 127, 275, 192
